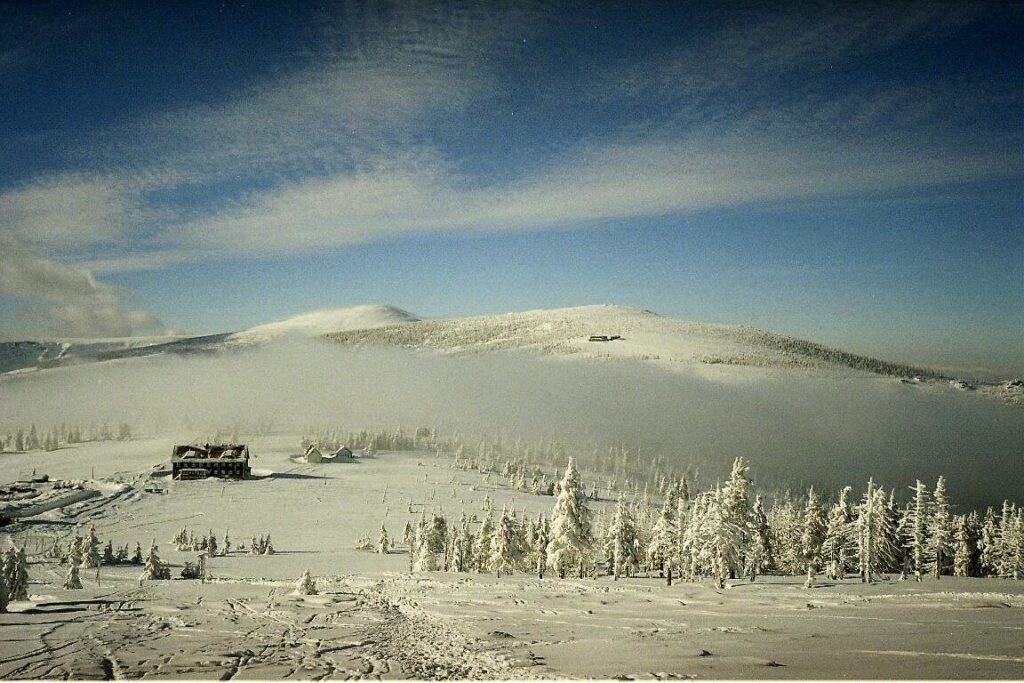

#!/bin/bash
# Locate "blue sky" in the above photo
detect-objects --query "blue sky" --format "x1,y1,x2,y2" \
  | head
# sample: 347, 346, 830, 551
0, 1, 1021, 373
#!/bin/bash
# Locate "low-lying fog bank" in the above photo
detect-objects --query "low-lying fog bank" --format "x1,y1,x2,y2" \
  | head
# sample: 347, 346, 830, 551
0, 340, 1020, 508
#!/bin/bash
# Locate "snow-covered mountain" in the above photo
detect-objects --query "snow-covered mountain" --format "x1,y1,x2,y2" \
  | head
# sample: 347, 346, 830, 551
1, 304, 1019, 405
227, 305, 419, 343
322, 304, 933, 377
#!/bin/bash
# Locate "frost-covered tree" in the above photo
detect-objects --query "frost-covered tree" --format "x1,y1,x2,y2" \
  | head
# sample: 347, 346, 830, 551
64, 562, 82, 590
377, 524, 390, 554
295, 569, 317, 595
721, 457, 752, 577
928, 476, 952, 579
82, 526, 101, 569
978, 507, 1000, 577
141, 542, 169, 581
546, 458, 593, 579
908, 480, 929, 581
2, 548, 16, 597
534, 513, 549, 578
855, 480, 894, 583
222, 531, 231, 555
1004, 507, 1023, 580
415, 515, 447, 571
490, 508, 523, 577
606, 494, 640, 579
646, 496, 677, 576
131, 541, 144, 565
3, 547, 29, 601
822, 487, 854, 580
747, 495, 771, 581
953, 514, 974, 577
449, 517, 473, 572
474, 513, 494, 573
997, 501, 1017, 578
0, 558, 7, 612
767, 496, 804, 575
801, 488, 826, 588
207, 530, 218, 556
699, 488, 745, 589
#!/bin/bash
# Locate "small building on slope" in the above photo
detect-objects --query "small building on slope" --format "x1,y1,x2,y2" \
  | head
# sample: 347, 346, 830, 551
171, 443, 251, 480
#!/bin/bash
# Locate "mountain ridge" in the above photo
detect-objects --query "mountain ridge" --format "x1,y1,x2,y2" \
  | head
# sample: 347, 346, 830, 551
2, 304, 1020, 408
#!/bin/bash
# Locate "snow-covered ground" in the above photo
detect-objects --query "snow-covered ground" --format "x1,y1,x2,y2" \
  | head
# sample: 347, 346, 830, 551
1, 436, 1022, 679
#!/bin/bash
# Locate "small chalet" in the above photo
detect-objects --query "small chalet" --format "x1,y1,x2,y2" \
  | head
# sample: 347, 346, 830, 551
171, 443, 251, 480
303, 444, 323, 463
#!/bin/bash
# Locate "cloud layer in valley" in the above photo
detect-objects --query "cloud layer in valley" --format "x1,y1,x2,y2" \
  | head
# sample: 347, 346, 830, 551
1, 342, 1020, 509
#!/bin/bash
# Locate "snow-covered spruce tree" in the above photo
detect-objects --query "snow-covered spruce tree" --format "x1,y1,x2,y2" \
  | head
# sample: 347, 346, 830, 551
402, 521, 415, 549
132, 541, 144, 565
747, 495, 771, 581
646, 496, 677, 577
490, 507, 523, 577
767, 497, 803, 575
222, 531, 231, 556
606, 494, 640, 580
141, 542, 169, 581
10, 547, 28, 601
534, 514, 549, 578
953, 515, 974, 577
82, 526, 101, 569
0, 558, 7, 612
207, 531, 218, 556
721, 457, 752, 578
801, 488, 826, 588
295, 569, 318, 596
997, 501, 1017, 578
546, 458, 594, 579
822, 487, 854, 580
447, 518, 469, 572
102, 540, 115, 566
415, 514, 447, 571
908, 480, 929, 581
3, 546, 24, 596
679, 492, 709, 582
1006, 508, 1023, 580
699, 487, 745, 589
377, 524, 390, 554
978, 507, 1000, 577
928, 476, 952, 579
854, 481, 894, 583
474, 512, 494, 573
1, 548, 15, 596
885, 490, 905, 574
64, 562, 83, 590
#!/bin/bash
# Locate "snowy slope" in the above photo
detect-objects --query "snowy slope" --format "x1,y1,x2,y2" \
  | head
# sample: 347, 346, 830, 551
227, 305, 419, 343
0, 336, 187, 374
322, 304, 941, 380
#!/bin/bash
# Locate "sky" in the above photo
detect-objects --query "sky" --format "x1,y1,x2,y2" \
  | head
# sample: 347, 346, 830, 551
0, 1, 1021, 373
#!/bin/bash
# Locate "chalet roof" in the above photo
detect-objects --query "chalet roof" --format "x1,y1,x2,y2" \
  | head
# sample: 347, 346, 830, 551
172, 443, 249, 461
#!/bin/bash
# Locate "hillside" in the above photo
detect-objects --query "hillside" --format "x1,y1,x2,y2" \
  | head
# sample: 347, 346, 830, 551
228, 305, 420, 343
321, 305, 939, 379
3, 305, 1021, 410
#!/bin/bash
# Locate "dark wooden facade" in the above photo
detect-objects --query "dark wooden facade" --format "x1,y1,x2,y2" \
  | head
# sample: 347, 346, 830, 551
171, 444, 251, 480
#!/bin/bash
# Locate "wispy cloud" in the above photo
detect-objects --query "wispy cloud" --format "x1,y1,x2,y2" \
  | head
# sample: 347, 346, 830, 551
2, 2, 1020, 287
0, 174, 133, 249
